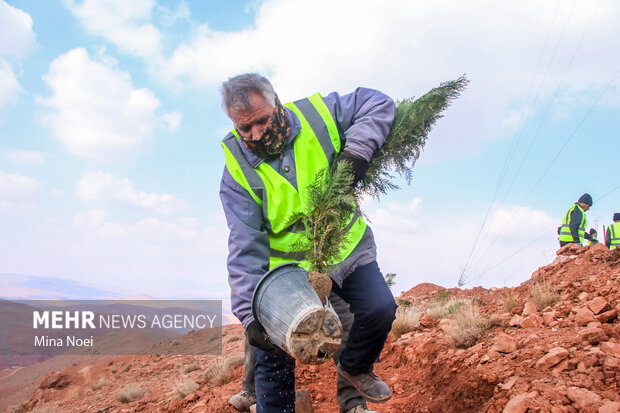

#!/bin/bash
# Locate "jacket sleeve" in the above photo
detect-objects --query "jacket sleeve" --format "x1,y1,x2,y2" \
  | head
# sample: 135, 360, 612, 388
219, 167, 270, 328
568, 207, 583, 244
323, 88, 395, 161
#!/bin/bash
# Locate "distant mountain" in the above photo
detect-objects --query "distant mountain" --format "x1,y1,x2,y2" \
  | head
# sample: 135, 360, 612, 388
0, 273, 123, 300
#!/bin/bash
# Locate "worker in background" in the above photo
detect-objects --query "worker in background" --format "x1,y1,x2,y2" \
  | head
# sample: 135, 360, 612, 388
558, 193, 593, 247
588, 228, 599, 245
605, 213, 620, 250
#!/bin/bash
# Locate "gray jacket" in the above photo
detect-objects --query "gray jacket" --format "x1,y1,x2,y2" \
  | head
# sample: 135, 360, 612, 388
219, 88, 395, 328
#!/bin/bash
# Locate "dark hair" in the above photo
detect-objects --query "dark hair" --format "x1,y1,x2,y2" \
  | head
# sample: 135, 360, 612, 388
589, 228, 597, 235
220, 73, 276, 116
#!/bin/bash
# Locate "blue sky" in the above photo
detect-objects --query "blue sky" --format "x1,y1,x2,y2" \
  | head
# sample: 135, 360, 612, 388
1, 0, 619, 305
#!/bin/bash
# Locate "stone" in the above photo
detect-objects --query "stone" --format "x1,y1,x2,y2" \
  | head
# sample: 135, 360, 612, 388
510, 306, 523, 315
575, 307, 596, 326
38, 372, 71, 389
604, 356, 620, 373
575, 326, 609, 345
542, 311, 556, 325
536, 347, 570, 370
503, 391, 538, 413
500, 376, 518, 390
509, 315, 524, 327
520, 314, 542, 329
522, 301, 538, 317
523, 333, 541, 346
600, 341, 620, 355
419, 313, 438, 328
597, 309, 618, 324
493, 332, 519, 353
599, 400, 620, 413
295, 389, 314, 413
578, 292, 589, 301
586, 297, 608, 315
566, 386, 602, 409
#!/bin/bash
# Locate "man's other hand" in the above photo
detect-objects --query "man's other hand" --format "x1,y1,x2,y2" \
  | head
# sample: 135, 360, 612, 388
247, 320, 280, 353
334, 150, 369, 187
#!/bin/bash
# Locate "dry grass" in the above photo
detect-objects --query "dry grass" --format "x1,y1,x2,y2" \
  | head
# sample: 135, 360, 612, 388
530, 279, 559, 310
391, 307, 421, 339
114, 384, 146, 404
26, 405, 59, 413
90, 377, 109, 391
502, 292, 523, 313
172, 380, 199, 400
443, 304, 502, 348
203, 355, 245, 386
182, 363, 201, 374
426, 298, 467, 319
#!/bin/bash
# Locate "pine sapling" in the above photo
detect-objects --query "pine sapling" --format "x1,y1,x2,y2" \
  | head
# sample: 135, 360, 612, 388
287, 161, 357, 303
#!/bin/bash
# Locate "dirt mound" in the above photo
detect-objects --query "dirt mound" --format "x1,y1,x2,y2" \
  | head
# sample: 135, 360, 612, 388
3, 245, 619, 412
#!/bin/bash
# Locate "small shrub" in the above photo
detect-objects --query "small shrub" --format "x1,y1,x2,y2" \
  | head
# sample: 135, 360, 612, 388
204, 355, 245, 386
444, 304, 502, 348
115, 384, 145, 404
391, 307, 420, 339
26, 405, 58, 413
396, 298, 412, 307
443, 300, 465, 316
435, 290, 452, 302
502, 292, 523, 313
182, 363, 200, 374
426, 298, 467, 319
172, 380, 199, 400
226, 355, 245, 370
530, 280, 559, 310
91, 378, 109, 391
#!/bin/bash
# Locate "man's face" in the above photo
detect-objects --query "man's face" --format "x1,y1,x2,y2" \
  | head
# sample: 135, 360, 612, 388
229, 92, 275, 141
579, 202, 590, 211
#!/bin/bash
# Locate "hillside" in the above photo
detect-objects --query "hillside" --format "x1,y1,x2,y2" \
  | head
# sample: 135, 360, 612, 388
2, 244, 619, 413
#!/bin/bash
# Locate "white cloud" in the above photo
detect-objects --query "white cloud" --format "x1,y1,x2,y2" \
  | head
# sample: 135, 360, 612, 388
64, 0, 161, 59
76, 171, 188, 213
73, 209, 199, 244
0, 0, 36, 60
3, 150, 48, 165
0, 171, 40, 199
162, 111, 182, 132
37, 48, 161, 161
159, 0, 620, 160
0, 60, 23, 109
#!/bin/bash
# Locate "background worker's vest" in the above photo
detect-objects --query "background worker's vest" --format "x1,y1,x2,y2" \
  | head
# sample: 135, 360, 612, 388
558, 204, 587, 244
610, 222, 620, 250
221, 93, 367, 270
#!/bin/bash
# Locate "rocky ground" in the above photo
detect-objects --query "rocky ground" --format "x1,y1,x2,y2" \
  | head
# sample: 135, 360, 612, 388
2, 243, 619, 412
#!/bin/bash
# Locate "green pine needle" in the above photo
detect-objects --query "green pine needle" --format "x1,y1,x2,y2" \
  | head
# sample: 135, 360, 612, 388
361, 75, 469, 199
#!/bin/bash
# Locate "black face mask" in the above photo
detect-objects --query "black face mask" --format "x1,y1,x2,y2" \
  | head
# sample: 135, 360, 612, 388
238, 99, 290, 158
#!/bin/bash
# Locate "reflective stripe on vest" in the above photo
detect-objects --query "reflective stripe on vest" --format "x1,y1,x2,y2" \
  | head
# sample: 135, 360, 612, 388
221, 93, 367, 270
611, 222, 620, 250
558, 204, 587, 244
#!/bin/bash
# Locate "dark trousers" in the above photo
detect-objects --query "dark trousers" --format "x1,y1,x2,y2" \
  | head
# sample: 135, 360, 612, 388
254, 261, 396, 413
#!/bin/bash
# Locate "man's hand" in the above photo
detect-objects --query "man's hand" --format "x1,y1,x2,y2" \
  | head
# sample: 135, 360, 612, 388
334, 150, 369, 187
247, 320, 280, 353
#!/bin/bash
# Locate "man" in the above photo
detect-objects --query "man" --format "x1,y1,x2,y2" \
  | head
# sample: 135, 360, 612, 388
229, 293, 377, 413
219, 73, 397, 413
558, 193, 593, 247
605, 213, 620, 250
588, 228, 598, 245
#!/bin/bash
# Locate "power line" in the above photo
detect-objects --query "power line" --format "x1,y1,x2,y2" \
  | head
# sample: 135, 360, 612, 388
457, 1, 564, 286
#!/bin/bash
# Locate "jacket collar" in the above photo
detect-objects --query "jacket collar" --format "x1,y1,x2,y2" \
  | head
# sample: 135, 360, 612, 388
238, 107, 301, 168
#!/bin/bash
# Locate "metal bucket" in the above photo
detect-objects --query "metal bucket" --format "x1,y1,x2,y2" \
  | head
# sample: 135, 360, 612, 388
251, 262, 342, 364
